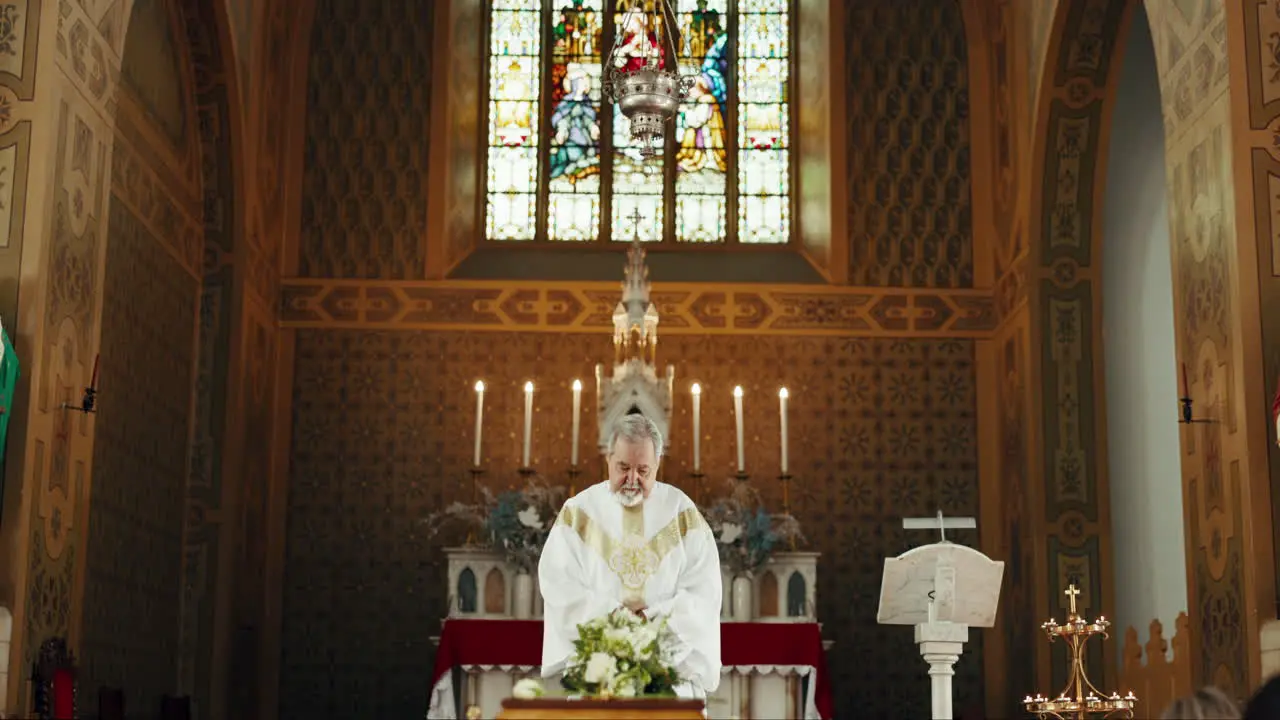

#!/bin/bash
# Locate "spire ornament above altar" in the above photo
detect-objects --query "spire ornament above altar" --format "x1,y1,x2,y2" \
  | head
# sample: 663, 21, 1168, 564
596, 211, 675, 456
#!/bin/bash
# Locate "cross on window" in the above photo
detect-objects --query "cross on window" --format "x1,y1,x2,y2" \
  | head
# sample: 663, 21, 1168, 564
1064, 584, 1081, 615
628, 208, 645, 240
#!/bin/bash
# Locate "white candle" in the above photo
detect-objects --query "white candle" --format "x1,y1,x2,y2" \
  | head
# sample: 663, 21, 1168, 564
779, 387, 789, 474
691, 383, 702, 472
473, 380, 485, 467
571, 379, 582, 466
523, 381, 534, 467
733, 386, 745, 473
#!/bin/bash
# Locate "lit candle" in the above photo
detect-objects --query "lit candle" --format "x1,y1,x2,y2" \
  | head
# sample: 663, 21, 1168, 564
571, 379, 582, 466
778, 387, 789, 474
523, 381, 534, 467
691, 383, 702, 472
733, 386, 745, 473
473, 380, 485, 467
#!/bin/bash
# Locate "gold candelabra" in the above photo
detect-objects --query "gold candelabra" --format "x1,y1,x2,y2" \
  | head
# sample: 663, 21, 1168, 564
1024, 584, 1137, 719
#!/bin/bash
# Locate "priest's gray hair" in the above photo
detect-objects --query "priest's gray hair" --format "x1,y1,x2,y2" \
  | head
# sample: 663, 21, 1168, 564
608, 414, 665, 459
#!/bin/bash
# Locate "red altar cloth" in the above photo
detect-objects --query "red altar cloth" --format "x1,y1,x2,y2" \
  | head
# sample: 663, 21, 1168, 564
430, 619, 833, 719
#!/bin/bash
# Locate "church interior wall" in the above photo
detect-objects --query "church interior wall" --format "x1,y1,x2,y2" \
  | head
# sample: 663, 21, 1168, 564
279, 330, 986, 719
275, 0, 985, 717
7, 0, 1280, 717
77, 0, 203, 710
1098, 1, 1188, 667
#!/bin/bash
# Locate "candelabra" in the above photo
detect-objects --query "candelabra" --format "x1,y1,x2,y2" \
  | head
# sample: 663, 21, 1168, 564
1024, 584, 1137, 719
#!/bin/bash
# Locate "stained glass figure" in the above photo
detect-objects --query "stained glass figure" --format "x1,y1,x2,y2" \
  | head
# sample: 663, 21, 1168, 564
486, 0, 543, 241
610, 1, 666, 242
482, 0, 792, 245
674, 0, 728, 243
737, 0, 790, 244
546, 0, 604, 241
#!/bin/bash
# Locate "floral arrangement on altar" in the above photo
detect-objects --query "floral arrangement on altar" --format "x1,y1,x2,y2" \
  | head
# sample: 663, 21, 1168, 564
509, 609, 682, 700
560, 609, 682, 697
700, 481, 805, 578
422, 475, 567, 574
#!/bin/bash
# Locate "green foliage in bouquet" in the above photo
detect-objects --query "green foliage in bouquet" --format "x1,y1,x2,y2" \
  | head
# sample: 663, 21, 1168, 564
561, 608, 682, 699
422, 476, 567, 573
699, 481, 805, 577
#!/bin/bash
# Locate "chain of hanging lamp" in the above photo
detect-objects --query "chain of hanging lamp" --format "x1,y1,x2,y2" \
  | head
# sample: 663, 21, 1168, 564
602, 0, 696, 157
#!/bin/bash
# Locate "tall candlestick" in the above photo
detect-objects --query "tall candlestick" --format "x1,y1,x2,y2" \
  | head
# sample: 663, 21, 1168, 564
473, 380, 485, 467
779, 387, 789, 474
733, 386, 745, 473
571, 379, 582, 466
523, 381, 534, 467
691, 383, 702, 472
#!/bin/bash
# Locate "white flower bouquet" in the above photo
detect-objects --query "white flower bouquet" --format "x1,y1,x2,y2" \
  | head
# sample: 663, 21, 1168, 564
560, 608, 682, 698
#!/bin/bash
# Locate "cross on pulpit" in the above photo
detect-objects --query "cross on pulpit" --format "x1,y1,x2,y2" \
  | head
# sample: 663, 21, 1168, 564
902, 509, 977, 543
1064, 584, 1081, 616
627, 208, 645, 240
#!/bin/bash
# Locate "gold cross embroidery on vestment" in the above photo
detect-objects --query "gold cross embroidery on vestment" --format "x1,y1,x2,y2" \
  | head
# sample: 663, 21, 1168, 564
556, 504, 705, 603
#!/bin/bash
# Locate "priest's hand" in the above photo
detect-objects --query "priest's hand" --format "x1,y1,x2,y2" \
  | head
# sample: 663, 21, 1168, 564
623, 598, 647, 619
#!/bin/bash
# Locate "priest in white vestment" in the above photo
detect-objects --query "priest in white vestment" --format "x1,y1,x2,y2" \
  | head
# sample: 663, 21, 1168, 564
539, 413, 723, 698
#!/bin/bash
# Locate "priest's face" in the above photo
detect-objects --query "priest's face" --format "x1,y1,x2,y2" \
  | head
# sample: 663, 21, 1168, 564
607, 436, 659, 506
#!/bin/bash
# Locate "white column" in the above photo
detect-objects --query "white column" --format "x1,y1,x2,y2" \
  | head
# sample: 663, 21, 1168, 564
913, 621, 969, 720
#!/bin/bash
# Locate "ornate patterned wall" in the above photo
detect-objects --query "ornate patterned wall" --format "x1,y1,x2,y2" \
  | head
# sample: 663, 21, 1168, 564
278, 330, 984, 718
1139, 0, 1256, 694
297, 0, 433, 280
0, 0, 244, 714
80, 190, 198, 712
79, 0, 204, 710
1240, 0, 1280, 643
844, 0, 974, 289
0, 0, 40, 327
1020, 0, 1268, 695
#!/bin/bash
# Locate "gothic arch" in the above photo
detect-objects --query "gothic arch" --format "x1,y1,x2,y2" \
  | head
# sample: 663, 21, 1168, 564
1027, 0, 1256, 695
1024, 0, 1135, 691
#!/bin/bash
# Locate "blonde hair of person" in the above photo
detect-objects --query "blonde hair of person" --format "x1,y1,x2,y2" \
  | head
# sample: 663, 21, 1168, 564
1161, 686, 1240, 720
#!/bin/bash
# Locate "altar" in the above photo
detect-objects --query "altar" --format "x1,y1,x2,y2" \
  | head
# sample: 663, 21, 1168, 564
426, 619, 833, 720
425, 240, 832, 719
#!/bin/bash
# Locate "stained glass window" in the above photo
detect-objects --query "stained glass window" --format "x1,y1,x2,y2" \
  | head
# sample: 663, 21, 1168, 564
483, 0, 791, 244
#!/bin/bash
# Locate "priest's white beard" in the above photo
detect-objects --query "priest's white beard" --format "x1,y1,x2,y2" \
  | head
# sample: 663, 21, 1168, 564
612, 485, 644, 507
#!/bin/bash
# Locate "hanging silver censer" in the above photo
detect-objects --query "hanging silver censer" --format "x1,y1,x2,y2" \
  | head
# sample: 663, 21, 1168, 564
603, 0, 695, 157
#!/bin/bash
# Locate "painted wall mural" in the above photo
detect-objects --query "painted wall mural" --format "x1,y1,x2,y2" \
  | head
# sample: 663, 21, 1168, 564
1145, 0, 1254, 694
1027, 0, 1130, 692
1, 0, 242, 714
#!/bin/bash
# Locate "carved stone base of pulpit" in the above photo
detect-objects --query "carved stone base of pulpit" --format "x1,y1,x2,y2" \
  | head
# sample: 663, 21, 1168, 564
497, 698, 705, 720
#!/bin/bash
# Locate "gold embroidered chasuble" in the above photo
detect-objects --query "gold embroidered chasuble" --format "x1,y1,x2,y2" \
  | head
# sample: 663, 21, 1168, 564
537, 482, 724, 695
556, 502, 705, 604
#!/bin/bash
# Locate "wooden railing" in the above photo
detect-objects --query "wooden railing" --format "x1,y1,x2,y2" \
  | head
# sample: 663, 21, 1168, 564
1119, 613, 1193, 719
